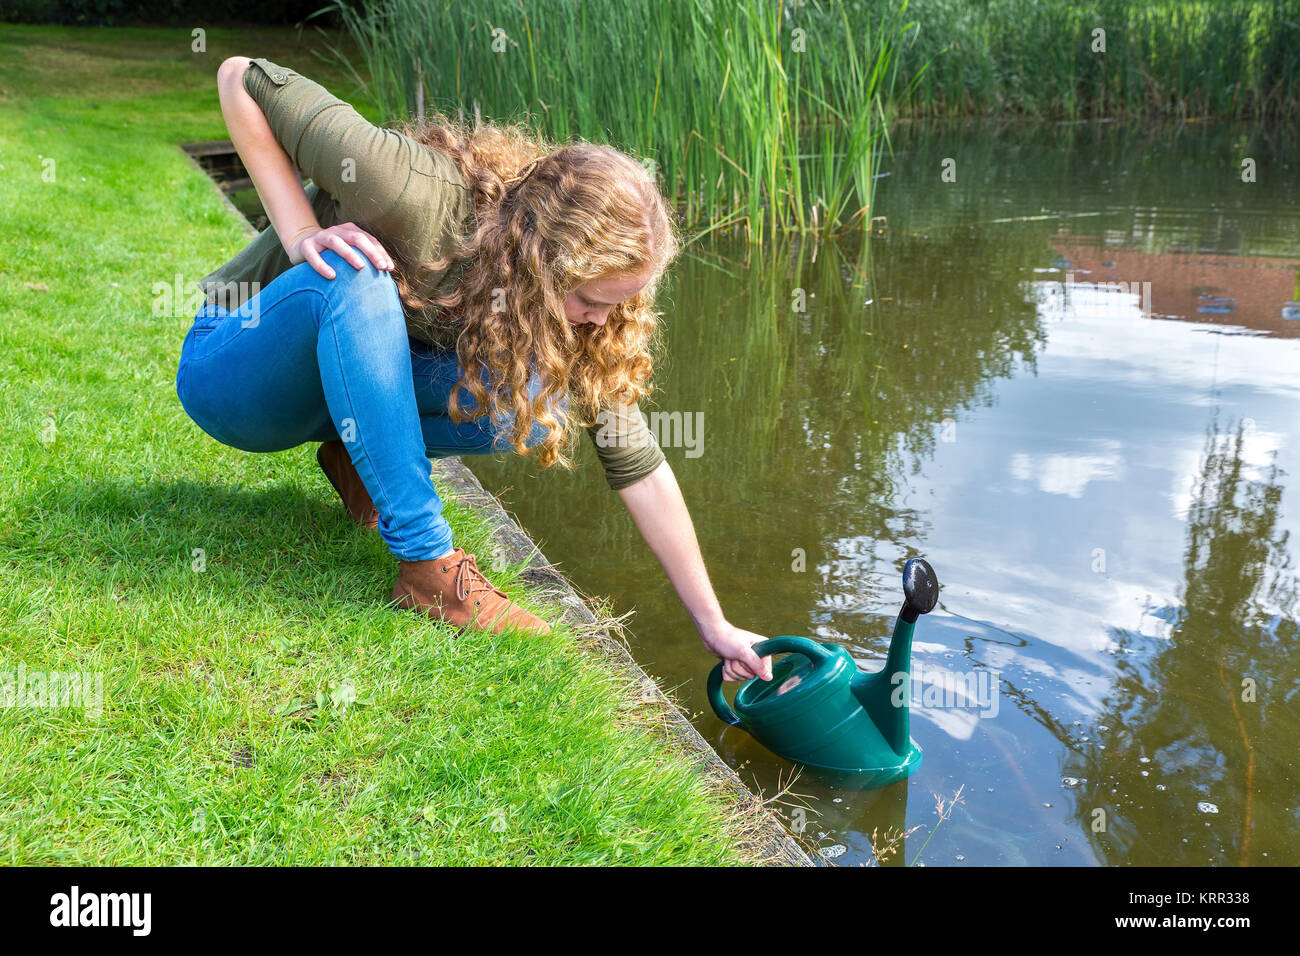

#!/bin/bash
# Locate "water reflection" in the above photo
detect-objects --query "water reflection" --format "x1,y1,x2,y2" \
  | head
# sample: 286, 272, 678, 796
1074, 418, 1298, 866
465, 120, 1300, 865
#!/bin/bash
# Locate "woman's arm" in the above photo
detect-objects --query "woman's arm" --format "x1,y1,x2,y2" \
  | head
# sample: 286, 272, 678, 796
617, 460, 773, 682
215, 56, 391, 278
216, 57, 319, 260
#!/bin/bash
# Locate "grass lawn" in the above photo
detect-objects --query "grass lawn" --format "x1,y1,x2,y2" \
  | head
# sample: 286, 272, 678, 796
0, 23, 767, 865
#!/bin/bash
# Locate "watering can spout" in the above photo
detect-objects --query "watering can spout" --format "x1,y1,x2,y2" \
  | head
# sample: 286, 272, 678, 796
853, 557, 940, 756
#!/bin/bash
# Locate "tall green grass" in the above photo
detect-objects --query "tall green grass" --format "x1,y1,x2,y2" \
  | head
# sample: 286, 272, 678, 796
328, 0, 1299, 241
326, 0, 919, 242
892, 0, 1300, 119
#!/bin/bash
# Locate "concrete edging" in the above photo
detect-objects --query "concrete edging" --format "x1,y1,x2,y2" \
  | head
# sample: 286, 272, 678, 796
178, 143, 259, 240
431, 457, 812, 867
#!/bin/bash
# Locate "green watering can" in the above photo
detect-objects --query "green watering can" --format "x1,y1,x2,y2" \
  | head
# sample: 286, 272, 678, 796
708, 557, 940, 790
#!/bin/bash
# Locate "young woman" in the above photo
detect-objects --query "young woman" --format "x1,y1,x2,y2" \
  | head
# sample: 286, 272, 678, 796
176, 56, 772, 683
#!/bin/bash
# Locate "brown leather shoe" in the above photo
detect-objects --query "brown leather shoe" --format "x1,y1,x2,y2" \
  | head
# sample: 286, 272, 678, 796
317, 440, 380, 530
392, 547, 552, 636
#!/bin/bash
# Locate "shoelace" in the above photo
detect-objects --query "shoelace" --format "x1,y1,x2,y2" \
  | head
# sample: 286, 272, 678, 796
445, 551, 508, 604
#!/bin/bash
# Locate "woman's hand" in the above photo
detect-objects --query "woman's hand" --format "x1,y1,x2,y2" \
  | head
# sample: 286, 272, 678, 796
699, 620, 774, 683
287, 222, 394, 280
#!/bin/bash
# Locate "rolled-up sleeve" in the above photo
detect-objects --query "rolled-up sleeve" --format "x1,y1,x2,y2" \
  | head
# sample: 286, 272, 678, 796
586, 401, 666, 491
242, 57, 412, 225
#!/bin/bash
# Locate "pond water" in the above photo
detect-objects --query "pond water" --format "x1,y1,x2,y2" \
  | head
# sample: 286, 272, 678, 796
466, 120, 1300, 865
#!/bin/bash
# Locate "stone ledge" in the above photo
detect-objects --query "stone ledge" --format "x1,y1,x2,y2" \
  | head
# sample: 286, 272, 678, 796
432, 457, 812, 867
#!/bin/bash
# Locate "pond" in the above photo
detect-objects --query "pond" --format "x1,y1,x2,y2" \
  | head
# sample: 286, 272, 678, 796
465, 120, 1300, 865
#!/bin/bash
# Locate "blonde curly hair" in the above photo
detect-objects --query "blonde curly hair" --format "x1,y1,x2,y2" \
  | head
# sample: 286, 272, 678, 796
391, 111, 680, 471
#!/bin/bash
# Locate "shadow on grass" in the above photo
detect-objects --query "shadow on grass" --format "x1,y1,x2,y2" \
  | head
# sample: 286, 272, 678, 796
12, 476, 397, 612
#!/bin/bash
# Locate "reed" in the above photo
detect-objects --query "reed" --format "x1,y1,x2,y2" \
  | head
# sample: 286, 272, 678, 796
327, 0, 1296, 236
325, 0, 917, 242
891, 0, 1300, 119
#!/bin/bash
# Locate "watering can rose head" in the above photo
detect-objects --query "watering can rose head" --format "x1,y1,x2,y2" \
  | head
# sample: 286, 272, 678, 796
393, 114, 682, 471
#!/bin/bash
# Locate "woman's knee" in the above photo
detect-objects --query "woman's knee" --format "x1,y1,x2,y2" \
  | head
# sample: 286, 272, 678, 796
300, 250, 405, 333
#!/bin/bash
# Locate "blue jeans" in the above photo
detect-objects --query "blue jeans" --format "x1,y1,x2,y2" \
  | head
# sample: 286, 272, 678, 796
175, 250, 565, 561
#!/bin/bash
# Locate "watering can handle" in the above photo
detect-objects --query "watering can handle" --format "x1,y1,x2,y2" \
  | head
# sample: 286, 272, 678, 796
706, 636, 837, 727
706, 663, 744, 726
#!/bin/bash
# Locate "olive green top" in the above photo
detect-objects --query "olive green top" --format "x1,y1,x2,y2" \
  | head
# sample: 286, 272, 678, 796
198, 57, 665, 491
